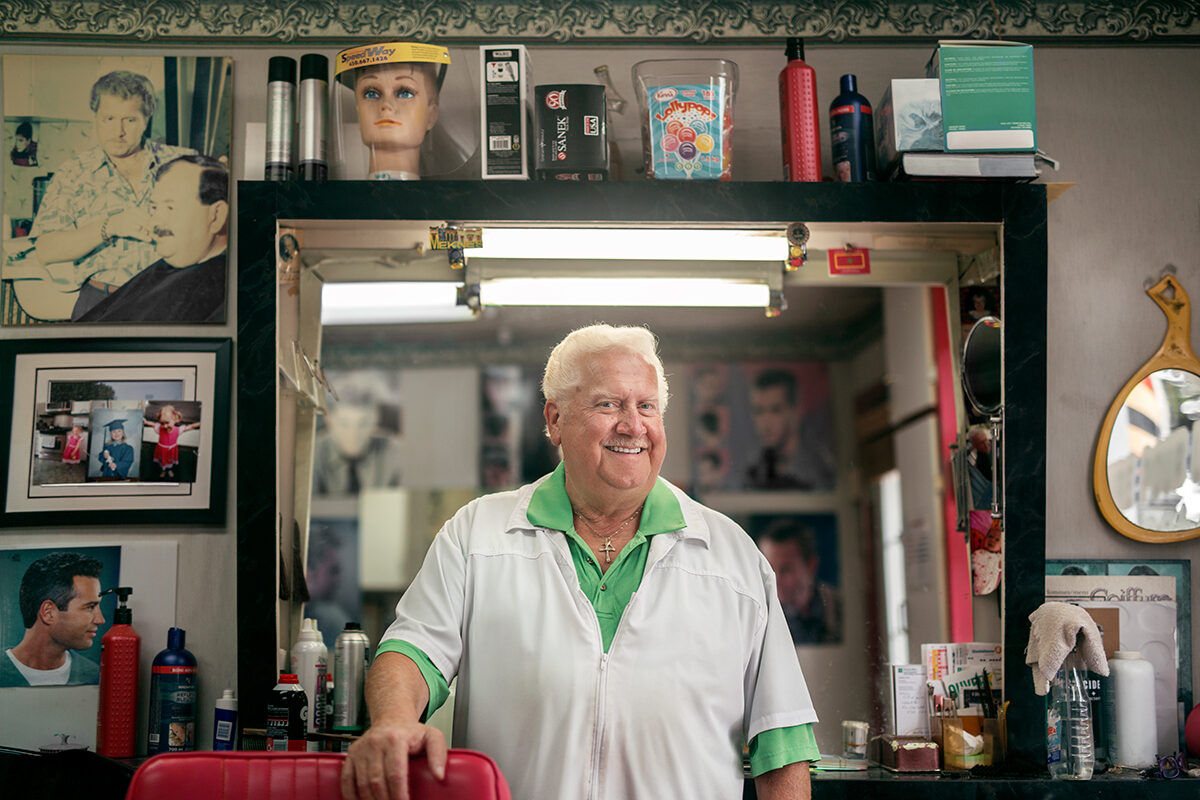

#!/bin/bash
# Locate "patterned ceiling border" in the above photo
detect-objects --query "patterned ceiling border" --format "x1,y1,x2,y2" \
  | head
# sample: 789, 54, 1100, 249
1, 1, 1198, 44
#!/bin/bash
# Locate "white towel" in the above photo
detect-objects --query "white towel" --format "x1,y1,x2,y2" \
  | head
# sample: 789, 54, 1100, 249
1025, 601, 1110, 696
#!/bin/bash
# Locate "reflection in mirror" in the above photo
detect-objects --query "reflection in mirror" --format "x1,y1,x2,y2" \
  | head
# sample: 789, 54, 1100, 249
1104, 368, 1200, 531
962, 316, 1002, 416
1094, 273, 1200, 543
294, 229, 999, 752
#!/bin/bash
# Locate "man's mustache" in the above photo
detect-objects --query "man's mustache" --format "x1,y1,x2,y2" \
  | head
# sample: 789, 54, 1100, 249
153, 227, 173, 238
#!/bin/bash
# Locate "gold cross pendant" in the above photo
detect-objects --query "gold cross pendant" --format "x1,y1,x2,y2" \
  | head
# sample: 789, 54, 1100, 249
599, 539, 616, 564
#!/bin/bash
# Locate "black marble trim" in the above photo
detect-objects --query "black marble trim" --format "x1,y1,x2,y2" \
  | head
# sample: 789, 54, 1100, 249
236, 179, 1048, 770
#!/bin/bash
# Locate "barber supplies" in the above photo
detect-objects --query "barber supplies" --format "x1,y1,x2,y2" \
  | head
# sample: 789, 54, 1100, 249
290, 617, 328, 743
147, 627, 198, 754
298, 54, 329, 180
97, 587, 140, 758
266, 673, 308, 751
266, 56, 297, 180
333, 622, 371, 733
212, 688, 239, 750
778, 38, 821, 181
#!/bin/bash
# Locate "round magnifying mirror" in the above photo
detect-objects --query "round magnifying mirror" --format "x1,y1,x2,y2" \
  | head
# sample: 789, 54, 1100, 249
962, 316, 1002, 416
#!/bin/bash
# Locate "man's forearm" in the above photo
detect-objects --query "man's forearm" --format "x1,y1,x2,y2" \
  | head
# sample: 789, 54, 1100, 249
365, 650, 431, 726
35, 221, 107, 266
754, 761, 811, 800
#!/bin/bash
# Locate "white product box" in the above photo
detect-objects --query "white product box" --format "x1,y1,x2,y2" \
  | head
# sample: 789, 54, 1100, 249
479, 44, 530, 179
875, 78, 943, 178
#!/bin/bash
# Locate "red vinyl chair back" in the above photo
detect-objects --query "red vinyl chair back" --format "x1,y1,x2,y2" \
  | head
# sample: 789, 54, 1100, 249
124, 749, 511, 800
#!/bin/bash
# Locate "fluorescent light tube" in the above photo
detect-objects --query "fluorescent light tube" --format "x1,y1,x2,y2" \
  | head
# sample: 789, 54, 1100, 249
478, 278, 770, 307
321, 282, 472, 325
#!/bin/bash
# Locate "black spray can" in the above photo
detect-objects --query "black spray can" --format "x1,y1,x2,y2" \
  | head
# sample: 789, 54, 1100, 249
266, 673, 308, 751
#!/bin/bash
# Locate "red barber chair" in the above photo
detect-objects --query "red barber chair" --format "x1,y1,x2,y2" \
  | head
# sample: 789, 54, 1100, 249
124, 749, 511, 800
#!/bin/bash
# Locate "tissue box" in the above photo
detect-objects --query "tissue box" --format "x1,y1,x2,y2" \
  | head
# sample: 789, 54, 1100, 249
875, 79, 943, 178
871, 735, 941, 772
480, 44, 530, 179
925, 40, 1036, 152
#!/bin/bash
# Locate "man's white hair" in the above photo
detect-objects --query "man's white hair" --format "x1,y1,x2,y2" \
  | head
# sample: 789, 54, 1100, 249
542, 324, 669, 417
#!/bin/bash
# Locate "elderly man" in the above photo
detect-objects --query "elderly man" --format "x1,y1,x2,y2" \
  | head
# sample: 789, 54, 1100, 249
30, 70, 195, 320
77, 154, 227, 323
1, 552, 105, 687
342, 324, 818, 800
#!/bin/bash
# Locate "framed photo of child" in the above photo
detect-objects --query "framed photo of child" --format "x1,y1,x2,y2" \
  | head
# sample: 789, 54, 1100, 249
0, 338, 230, 526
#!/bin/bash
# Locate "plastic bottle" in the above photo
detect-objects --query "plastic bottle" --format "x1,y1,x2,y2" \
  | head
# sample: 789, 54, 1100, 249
829, 73, 877, 182
1047, 648, 1094, 779
146, 627, 198, 754
290, 618, 328, 740
97, 586, 140, 758
212, 688, 238, 751
1105, 650, 1157, 768
778, 37, 822, 182
266, 673, 308, 751
265, 56, 297, 181
298, 54, 329, 181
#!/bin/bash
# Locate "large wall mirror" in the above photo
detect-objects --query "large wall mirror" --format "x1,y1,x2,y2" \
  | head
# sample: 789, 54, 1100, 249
237, 181, 1049, 771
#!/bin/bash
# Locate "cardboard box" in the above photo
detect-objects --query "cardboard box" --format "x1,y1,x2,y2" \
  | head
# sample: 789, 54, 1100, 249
925, 40, 1036, 152
480, 44, 530, 179
875, 78, 943, 177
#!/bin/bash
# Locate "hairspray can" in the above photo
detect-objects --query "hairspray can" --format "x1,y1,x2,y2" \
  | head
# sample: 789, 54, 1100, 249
298, 54, 329, 181
333, 622, 371, 733
266, 56, 297, 181
778, 37, 821, 181
97, 587, 140, 758
212, 688, 238, 750
266, 673, 308, 751
829, 73, 877, 182
146, 626, 197, 754
290, 618, 328, 741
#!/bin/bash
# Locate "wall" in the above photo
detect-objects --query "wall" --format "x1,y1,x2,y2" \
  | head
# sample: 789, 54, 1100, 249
2, 37, 1199, 748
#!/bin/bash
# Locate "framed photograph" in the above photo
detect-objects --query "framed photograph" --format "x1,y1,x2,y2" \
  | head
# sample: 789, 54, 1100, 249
742, 511, 842, 645
2, 54, 233, 325
0, 338, 231, 526
688, 361, 835, 493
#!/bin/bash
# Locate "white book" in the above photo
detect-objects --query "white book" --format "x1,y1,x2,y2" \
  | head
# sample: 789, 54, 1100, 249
896, 151, 1038, 179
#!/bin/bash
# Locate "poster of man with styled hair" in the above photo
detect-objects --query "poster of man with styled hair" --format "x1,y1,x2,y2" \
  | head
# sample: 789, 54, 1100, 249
1, 54, 232, 325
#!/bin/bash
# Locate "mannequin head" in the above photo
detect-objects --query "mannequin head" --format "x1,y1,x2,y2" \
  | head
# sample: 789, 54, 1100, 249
353, 61, 440, 179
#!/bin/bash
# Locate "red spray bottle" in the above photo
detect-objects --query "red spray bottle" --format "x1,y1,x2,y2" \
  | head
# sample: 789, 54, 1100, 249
97, 586, 140, 758
779, 37, 822, 181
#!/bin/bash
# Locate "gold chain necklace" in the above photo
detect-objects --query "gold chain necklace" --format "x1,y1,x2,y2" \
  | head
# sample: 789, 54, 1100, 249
574, 505, 643, 564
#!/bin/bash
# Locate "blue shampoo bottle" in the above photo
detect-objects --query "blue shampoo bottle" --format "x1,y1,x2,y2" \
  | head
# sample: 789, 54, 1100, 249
829, 74, 877, 182
147, 626, 198, 754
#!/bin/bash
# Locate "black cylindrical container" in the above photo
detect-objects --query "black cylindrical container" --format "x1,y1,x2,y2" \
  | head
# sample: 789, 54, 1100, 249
298, 54, 329, 181
266, 56, 297, 181
266, 673, 308, 751
534, 84, 608, 180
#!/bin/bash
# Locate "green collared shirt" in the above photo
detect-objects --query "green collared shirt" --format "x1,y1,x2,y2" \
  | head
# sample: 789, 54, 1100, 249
379, 463, 819, 777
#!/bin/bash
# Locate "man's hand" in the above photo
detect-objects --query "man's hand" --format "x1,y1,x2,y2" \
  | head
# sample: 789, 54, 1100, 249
340, 720, 447, 800
108, 207, 152, 242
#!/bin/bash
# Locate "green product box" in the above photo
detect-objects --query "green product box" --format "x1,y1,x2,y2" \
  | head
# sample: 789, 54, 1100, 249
925, 40, 1036, 152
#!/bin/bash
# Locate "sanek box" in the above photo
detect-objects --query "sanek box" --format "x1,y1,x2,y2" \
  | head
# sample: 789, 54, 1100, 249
480, 44, 530, 179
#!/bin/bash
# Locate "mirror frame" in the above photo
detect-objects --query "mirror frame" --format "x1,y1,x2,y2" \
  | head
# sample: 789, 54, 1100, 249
236, 180, 1048, 774
1093, 273, 1200, 543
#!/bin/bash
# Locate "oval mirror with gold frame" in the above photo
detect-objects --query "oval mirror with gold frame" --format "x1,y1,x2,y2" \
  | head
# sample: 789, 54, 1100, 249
1093, 273, 1200, 542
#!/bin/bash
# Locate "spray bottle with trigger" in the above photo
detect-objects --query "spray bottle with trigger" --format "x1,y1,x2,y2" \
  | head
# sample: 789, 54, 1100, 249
97, 586, 140, 758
